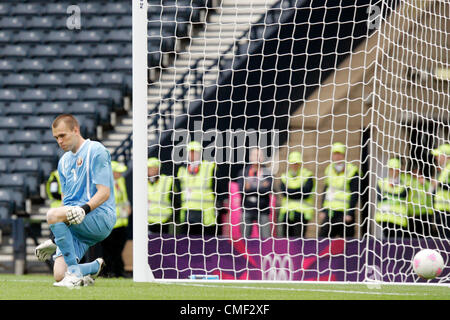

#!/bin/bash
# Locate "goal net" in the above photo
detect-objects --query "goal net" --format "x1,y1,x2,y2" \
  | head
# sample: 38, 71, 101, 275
132, 0, 450, 284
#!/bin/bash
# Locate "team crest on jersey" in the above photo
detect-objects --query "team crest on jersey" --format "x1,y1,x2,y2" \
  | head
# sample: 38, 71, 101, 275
76, 157, 83, 167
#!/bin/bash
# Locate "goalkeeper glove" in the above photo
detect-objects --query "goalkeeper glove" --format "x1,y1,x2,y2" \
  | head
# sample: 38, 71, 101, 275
66, 206, 86, 225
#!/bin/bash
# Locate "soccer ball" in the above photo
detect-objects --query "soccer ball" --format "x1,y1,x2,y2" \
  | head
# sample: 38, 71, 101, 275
412, 249, 445, 280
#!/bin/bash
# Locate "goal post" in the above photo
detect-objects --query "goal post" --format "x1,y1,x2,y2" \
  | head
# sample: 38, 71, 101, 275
132, 0, 450, 284
132, 0, 154, 282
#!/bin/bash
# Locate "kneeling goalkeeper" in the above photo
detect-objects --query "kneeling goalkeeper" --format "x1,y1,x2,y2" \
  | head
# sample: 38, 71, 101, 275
35, 114, 116, 288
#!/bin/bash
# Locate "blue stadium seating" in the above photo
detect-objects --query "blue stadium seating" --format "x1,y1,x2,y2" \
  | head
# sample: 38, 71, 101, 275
3, 74, 33, 88
35, 73, 65, 88
0, 16, 25, 29
4, 102, 35, 116
11, 3, 42, 16
0, 189, 14, 218
0, 144, 24, 158
26, 16, 55, 30
29, 45, 60, 58
36, 102, 67, 116
0, 131, 7, 145
0, 59, 16, 72
22, 116, 54, 130
0, 0, 194, 215
45, 30, 73, 44
46, 59, 77, 72
0, 45, 28, 58
16, 59, 46, 72
15, 31, 44, 44
21, 88, 50, 102
9, 130, 41, 144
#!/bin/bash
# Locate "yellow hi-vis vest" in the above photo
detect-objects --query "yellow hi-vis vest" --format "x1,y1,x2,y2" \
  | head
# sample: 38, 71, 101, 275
375, 178, 409, 227
177, 161, 216, 226
114, 176, 129, 229
280, 169, 315, 221
323, 163, 359, 213
148, 175, 173, 224
46, 170, 62, 208
434, 163, 450, 212
404, 174, 434, 216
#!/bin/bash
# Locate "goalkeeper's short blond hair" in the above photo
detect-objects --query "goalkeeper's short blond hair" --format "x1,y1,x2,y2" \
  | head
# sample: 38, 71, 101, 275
52, 114, 80, 131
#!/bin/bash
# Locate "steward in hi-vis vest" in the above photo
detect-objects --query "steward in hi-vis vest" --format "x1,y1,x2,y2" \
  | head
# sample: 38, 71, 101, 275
46, 170, 62, 208
100, 160, 130, 278
319, 143, 360, 239
375, 158, 411, 239
147, 157, 175, 235
404, 167, 434, 237
175, 141, 217, 237
431, 144, 450, 239
279, 151, 315, 238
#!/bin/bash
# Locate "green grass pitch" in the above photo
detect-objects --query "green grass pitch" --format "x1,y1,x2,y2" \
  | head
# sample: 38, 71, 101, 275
0, 274, 448, 300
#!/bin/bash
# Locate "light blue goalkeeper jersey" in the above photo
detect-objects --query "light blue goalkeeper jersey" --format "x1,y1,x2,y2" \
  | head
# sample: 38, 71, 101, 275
57, 139, 116, 216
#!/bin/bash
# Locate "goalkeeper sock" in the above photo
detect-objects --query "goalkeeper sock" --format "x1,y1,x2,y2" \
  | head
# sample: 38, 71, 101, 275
49, 222, 79, 269
78, 260, 100, 277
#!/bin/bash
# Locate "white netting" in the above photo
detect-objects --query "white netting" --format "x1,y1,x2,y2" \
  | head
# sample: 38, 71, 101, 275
134, 0, 450, 283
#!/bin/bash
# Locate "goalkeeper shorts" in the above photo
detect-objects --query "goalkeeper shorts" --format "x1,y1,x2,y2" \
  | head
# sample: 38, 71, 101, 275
53, 208, 116, 261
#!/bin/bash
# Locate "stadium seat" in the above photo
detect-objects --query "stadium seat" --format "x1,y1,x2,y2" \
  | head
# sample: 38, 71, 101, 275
24, 143, 58, 160
10, 158, 41, 174
60, 44, 91, 58
0, 59, 16, 72
0, 189, 14, 218
2, 74, 33, 88
22, 116, 54, 130
52, 88, 82, 101
86, 16, 116, 29
110, 57, 132, 73
26, 16, 55, 30
0, 159, 9, 172
0, 4, 10, 16
102, 2, 131, 15
21, 88, 51, 102
45, 3, 68, 15
28, 45, 60, 58
77, 3, 102, 15
35, 73, 65, 88
40, 130, 56, 144
45, 30, 73, 44
83, 87, 122, 108
14, 31, 44, 44
46, 59, 77, 72
79, 58, 109, 72
0, 30, 12, 44
104, 29, 131, 43
92, 44, 121, 57
122, 43, 132, 57
116, 16, 132, 29
0, 45, 28, 58
0, 131, 8, 145
4, 102, 36, 116
0, 16, 26, 29
70, 101, 110, 125
16, 59, 46, 72
98, 73, 125, 89
36, 102, 68, 116
9, 130, 41, 144
0, 144, 24, 158
74, 30, 105, 43
65, 73, 96, 87
10, 3, 42, 16
0, 89, 19, 102
0, 174, 27, 197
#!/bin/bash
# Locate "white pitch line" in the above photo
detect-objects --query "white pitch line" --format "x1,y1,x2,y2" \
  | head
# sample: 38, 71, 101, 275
159, 281, 424, 296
